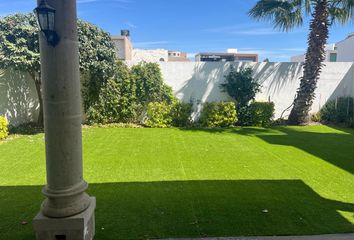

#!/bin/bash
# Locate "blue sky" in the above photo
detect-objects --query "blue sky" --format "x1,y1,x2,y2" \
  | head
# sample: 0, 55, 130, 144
1, 0, 353, 61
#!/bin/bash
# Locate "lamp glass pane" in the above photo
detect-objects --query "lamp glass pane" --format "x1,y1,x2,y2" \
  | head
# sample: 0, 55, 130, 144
48, 11, 55, 31
38, 11, 48, 31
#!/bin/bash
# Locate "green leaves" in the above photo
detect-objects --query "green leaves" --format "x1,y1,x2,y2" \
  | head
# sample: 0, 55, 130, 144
131, 62, 175, 106
0, 14, 40, 72
87, 61, 177, 125
249, 0, 354, 31
0, 13, 117, 118
221, 66, 261, 110
86, 61, 139, 124
199, 102, 237, 128
0, 116, 9, 140
248, 0, 307, 31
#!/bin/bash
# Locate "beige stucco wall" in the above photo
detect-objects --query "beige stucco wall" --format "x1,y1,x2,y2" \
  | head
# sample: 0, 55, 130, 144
112, 37, 132, 61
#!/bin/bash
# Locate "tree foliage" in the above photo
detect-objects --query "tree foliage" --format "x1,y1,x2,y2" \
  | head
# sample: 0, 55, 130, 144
86, 61, 139, 124
0, 14, 39, 73
131, 62, 175, 106
0, 13, 116, 125
221, 66, 261, 110
87, 61, 177, 125
78, 20, 116, 111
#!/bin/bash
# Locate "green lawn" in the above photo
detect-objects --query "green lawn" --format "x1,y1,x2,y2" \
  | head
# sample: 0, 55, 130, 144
0, 125, 354, 239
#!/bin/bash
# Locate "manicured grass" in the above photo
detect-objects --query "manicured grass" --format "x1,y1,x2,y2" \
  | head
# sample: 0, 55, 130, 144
0, 125, 353, 239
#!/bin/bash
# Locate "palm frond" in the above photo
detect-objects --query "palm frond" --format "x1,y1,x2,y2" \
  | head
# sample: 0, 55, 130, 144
328, 0, 354, 24
249, 0, 310, 31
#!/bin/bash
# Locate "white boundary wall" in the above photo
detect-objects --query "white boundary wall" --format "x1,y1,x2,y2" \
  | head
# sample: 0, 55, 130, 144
159, 62, 354, 119
1, 62, 354, 125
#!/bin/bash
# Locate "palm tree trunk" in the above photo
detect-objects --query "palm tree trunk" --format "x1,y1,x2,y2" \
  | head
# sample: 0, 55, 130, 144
288, 0, 329, 125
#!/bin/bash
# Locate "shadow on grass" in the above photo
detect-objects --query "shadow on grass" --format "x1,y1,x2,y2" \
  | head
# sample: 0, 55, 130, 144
255, 126, 354, 175
180, 126, 354, 175
1, 180, 353, 240
8, 122, 44, 135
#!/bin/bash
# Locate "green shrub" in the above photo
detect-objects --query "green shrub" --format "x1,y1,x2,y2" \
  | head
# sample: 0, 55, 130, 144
145, 102, 173, 128
86, 61, 140, 124
247, 102, 275, 127
171, 102, 193, 127
320, 97, 354, 125
221, 66, 261, 110
131, 62, 176, 105
310, 112, 321, 122
199, 102, 237, 128
0, 116, 9, 140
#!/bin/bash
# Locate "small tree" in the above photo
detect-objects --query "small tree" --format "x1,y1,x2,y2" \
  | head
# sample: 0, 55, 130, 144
86, 61, 139, 124
78, 20, 116, 111
221, 66, 261, 110
131, 62, 175, 106
0, 13, 116, 126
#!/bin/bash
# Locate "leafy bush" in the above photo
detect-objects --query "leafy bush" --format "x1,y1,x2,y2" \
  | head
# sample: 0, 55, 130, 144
171, 102, 193, 127
247, 102, 275, 127
78, 20, 117, 112
145, 102, 173, 128
86, 61, 140, 124
310, 112, 321, 122
131, 62, 175, 105
221, 66, 261, 110
320, 97, 354, 125
199, 102, 237, 128
0, 116, 9, 140
144, 101, 193, 128
0, 13, 117, 125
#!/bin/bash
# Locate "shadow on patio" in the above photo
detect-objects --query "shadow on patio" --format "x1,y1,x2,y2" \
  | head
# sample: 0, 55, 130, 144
1, 180, 353, 239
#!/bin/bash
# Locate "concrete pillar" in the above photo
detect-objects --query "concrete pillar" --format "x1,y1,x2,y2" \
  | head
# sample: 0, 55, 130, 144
33, 0, 95, 239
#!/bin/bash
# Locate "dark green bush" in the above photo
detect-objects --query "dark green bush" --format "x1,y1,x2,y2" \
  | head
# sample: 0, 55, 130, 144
247, 102, 275, 127
221, 66, 261, 110
131, 62, 175, 105
171, 102, 193, 127
0, 116, 9, 140
86, 61, 140, 124
145, 102, 173, 128
199, 102, 237, 128
320, 97, 354, 126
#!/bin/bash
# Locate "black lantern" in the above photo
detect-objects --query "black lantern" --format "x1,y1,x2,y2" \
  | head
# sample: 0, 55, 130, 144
34, 0, 60, 47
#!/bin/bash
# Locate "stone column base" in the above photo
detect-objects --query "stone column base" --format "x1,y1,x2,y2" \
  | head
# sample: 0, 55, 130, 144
33, 197, 96, 240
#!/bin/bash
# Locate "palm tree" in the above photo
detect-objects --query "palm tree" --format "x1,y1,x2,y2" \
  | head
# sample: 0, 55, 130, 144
249, 0, 354, 125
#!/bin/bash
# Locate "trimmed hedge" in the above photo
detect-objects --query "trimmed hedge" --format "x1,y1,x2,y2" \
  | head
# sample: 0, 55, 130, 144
238, 102, 275, 127
199, 102, 237, 128
145, 102, 172, 128
0, 116, 9, 140
145, 102, 193, 128
171, 102, 193, 127
248, 102, 275, 127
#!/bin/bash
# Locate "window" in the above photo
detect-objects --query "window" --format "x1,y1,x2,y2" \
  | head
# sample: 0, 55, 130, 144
330, 53, 337, 62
